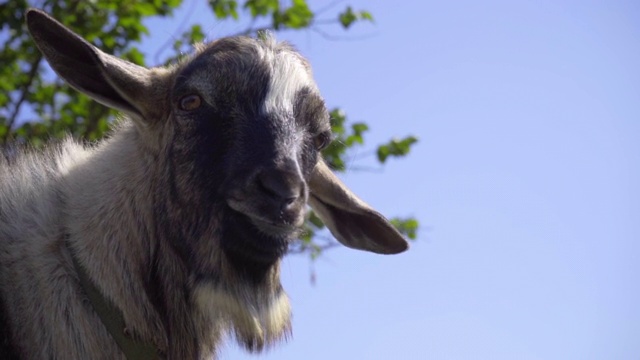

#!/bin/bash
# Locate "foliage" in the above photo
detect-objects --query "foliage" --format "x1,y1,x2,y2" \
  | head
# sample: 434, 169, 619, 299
0, 0, 419, 260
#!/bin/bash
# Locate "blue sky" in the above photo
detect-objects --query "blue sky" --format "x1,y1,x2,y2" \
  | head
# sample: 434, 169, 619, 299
144, 1, 639, 359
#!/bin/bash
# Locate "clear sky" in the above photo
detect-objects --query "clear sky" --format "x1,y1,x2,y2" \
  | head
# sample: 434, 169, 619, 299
144, 1, 640, 359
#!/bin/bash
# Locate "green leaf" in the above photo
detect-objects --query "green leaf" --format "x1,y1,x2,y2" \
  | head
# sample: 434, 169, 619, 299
345, 122, 368, 145
330, 108, 347, 135
390, 217, 419, 240
299, 229, 313, 244
352, 122, 369, 134
308, 210, 325, 229
377, 136, 419, 163
339, 6, 357, 29
136, 3, 160, 16
244, 0, 279, 18
188, 24, 206, 43
377, 144, 390, 163
338, 6, 374, 29
359, 10, 374, 22
279, 0, 313, 29
310, 245, 322, 260
209, 0, 239, 19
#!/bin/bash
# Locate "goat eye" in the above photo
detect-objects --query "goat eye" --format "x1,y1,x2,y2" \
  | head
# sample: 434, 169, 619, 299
313, 132, 331, 151
179, 94, 202, 111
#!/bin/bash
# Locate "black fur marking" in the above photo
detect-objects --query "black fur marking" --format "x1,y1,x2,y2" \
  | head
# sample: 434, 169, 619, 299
0, 291, 20, 360
220, 209, 290, 283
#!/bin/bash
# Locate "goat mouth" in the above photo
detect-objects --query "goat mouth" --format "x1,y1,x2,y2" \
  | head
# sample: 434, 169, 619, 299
246, 216, 301, 237
226, 198, 304, 237
221, 206, 295, 266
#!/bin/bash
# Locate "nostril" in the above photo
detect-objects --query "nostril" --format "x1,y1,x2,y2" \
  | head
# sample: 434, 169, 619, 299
282, 196, 298, 209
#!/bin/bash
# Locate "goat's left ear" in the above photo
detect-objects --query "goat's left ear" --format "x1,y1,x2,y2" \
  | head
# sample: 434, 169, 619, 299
25, 8, 166, 123
308, 160, 409, 254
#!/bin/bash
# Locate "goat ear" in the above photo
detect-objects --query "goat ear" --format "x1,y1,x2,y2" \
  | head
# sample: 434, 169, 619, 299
25, 9, 163, 122
308, 160, 409, 254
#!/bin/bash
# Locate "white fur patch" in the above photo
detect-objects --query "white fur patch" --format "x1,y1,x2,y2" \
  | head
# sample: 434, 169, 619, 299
261, 50, 312, 115
194, 283, 291, 351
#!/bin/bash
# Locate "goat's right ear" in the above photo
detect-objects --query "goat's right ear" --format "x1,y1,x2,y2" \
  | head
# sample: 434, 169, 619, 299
25, 9, 164, 123
308, 160, 409, 255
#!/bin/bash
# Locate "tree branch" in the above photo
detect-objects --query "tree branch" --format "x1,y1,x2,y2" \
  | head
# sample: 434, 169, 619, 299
153, 0, 199, 65
311, 26, 377, 41
314, 0, 345, 17
343, 165, 384, 173
288, 234, 340, 255
4, 54, 42, 142
288, 242, 340, 255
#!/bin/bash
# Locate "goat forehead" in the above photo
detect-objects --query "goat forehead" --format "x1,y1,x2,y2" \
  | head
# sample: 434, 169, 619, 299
181, 37, 315, 114
260, 49, 314, 116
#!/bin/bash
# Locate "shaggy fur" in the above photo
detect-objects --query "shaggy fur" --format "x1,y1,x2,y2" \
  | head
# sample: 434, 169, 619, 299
0, 9, 408, 359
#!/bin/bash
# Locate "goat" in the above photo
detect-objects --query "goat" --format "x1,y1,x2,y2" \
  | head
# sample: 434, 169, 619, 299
0, 9, 408, 359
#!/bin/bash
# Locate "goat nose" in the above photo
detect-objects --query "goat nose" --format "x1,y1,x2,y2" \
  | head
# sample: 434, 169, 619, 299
257, 167, 304, 207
